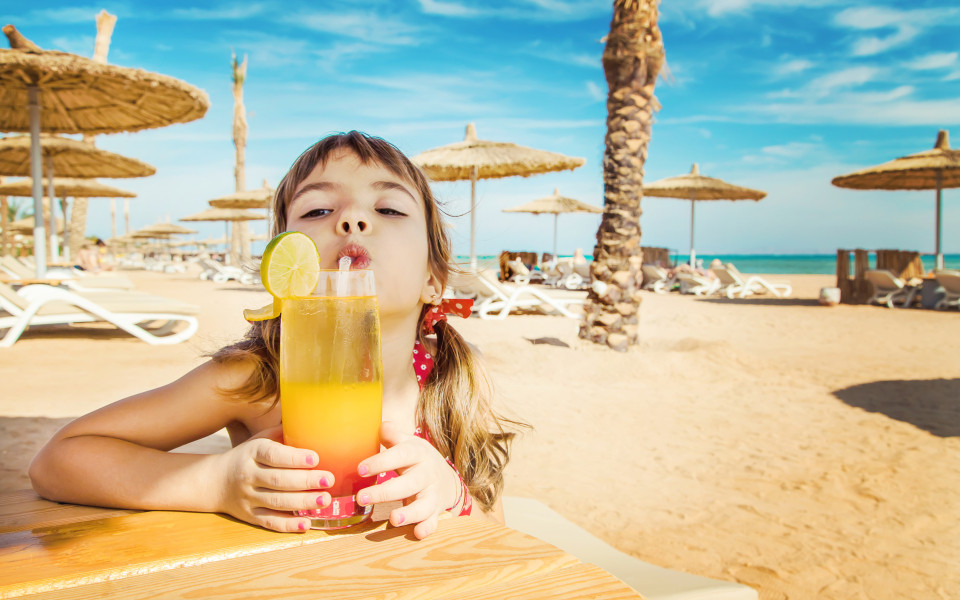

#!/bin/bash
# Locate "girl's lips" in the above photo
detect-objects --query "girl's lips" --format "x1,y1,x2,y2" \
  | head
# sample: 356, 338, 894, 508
338, 243, 371, 269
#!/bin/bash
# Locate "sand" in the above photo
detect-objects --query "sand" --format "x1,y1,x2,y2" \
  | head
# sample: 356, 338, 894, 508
2, 268, 958, 600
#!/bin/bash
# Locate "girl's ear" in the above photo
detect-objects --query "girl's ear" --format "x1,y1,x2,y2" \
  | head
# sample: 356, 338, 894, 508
419, 270, 443, 305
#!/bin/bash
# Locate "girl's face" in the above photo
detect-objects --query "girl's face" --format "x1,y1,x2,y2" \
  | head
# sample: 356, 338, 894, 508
285, 149, 439, 319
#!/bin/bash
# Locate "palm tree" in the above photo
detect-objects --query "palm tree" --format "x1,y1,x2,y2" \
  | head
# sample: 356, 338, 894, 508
579, 0, 664, 351
70, 10, 117, 259
231, 51, 249, 265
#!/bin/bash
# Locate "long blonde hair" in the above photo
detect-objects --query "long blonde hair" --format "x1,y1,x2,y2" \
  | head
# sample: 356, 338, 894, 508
211, 131, 523, 511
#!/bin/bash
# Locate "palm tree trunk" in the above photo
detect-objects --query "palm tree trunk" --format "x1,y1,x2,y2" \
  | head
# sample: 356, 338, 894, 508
231, 52, 249, 265
70, 10, 117, 259
580, 0, 663, 351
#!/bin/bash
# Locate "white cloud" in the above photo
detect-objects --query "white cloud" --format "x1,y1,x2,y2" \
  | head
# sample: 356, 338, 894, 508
775, 58, 814, 77
586, 81, 604, 101
834, 7, 960, 56
945, 71, 960, 82
761, 142, 819, 158
171, 4, 266, 20
18, 7, 106, 24
418, 0, 609, 22
742, 96, 960, 126
49, 35, 95, 56
807, 66, 880, 97
417, 0, 480, 17
282, 12, 422, 46
906, 52, 958, 71
699, 0, 843, 18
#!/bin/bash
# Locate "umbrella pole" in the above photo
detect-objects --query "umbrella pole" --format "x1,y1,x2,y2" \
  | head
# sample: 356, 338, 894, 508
553, 213, 559, 260
935, 173, 943, 271
470, 166, 478, 271
45, 153, 59, 261
111, 199, 117, 240
28, 85, 46, 278
689, 196, 697, 267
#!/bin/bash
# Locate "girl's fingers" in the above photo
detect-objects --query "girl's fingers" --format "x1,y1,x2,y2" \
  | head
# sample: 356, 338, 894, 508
412, 512, 440, 540
250, 507, 312, 533
251, 439, 318, 469
253, 490, 332, 513
254, 468, 334, 492
389, 494, 438, 530
356, 467, 426, 507
358, 439, 426, 477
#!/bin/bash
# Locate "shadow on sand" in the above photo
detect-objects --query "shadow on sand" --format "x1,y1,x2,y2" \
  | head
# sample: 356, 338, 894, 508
833, 379, 960, 438
696, 297, 822, 307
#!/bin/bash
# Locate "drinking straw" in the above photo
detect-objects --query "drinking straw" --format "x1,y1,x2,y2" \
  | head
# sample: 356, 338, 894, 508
332, 257, 352, 383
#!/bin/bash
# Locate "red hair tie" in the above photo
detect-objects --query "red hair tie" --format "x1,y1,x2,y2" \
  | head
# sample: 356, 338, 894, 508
422, 299, 473, 335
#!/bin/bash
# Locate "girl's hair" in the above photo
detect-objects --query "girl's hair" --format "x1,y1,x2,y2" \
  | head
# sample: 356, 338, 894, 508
211, 131, 523, 511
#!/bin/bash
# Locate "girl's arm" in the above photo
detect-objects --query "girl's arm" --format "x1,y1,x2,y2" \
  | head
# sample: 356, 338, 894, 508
29, 360, 331, 533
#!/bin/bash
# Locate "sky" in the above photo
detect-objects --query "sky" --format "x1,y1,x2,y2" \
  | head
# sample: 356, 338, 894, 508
5, 0, 960, 257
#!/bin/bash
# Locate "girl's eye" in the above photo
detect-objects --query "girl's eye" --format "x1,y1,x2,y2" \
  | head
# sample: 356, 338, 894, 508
300, 208, 332, 219
377, 208, 407, 216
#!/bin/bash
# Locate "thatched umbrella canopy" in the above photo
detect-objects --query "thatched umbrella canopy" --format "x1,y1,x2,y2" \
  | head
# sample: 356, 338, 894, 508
208, 181, 274, 209
832, 130, 959, 270
181, 207, 264, 222
643, 163, 766, 266
0, 25, 209, 276
0, 176, 135, 198
502, 188, 602, 258
182, 207, 264, 246
0, 134, 155, 178
135, 222, 196, 236
412, 123, 585, 269
8, 215, 63, 234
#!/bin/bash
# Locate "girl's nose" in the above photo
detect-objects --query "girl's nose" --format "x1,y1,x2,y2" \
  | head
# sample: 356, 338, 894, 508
337, 212, 369, 235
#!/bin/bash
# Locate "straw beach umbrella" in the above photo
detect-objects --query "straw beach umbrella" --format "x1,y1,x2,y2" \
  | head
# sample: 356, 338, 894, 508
832, 130, 960, 270
0, 177, 135, 260
643, 164, 766, 266
412, 123, 585, 270
208, 181, 273, 264
0, 25, 209, 276
208, 181, 274, 209
0, 134, 155, 257
502, 188, 602, 259
181, 207, 264, 252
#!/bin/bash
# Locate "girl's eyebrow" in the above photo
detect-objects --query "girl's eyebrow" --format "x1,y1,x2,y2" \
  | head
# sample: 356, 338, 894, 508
371, 180, 417, 204
292, 180, 417, 204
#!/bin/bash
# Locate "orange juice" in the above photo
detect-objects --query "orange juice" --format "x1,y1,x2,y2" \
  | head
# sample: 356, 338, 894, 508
280, 286, 382, 529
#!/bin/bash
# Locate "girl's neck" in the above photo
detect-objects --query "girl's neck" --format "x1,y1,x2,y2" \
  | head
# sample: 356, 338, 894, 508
378, 310, 421, 408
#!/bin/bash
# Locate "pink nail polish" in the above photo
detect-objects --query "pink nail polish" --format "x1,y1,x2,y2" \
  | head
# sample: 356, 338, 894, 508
298, 521, 307, 531
319, 477, 329, 487
317, 495, 326, 506
395, 513, 405, 525
358, 464, 369, 476
359, 493, 370, 505
305, 455, 315, 466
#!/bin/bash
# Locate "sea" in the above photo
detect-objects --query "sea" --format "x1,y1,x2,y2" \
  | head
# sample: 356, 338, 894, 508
458, 253, 960, 275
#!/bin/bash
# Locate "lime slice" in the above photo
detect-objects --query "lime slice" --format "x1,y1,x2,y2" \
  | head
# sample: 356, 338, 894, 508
260, 232, 321, 298
243, 298, 282, 322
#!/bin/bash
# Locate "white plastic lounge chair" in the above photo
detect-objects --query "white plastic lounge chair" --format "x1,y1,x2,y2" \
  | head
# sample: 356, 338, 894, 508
711, 264, 792, 299
503, 497, 758, 600
505, 258, 532, 284
864, 270, 919, 309
2, 256, 134, 291
0, 282, 199, 347
676, 271, 720, 296
933, 269, 960, 310
198, 258, 258, 285
448, 270, 585, 320
641, 264, 675, 293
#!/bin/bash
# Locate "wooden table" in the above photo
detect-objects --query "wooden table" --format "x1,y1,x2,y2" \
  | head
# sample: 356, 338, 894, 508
0, 490, 644, 599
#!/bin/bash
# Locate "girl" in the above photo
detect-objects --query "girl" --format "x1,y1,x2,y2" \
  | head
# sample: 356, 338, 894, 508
29, 131, 521, 540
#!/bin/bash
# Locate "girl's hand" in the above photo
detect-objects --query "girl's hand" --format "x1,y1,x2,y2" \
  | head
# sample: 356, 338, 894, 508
214, 426, 334, 533
355, 421, 461, 540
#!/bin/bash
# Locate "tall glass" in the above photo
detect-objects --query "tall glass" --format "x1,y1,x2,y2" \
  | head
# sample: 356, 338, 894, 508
280, 270, 382, 529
